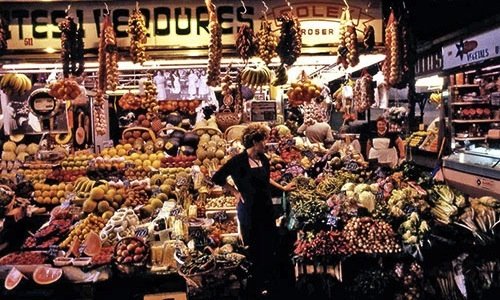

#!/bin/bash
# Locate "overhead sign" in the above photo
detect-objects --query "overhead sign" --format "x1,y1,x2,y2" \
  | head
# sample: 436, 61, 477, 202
0, 0, 382, 51
442, 27, 500, 70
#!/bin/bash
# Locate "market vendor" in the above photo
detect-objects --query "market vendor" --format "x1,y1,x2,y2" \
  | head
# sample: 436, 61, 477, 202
211, 123, 295, 297
297, 120, 334, 146
366, 116, 405, 167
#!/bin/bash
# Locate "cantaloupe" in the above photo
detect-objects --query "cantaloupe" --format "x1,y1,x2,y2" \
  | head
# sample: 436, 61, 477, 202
83, 231, 102, 257
4, 267, 25, 290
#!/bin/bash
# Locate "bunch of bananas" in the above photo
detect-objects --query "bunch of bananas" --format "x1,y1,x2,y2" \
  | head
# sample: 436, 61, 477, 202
104, 26, 119, 91
236, 24, 257, 63
141, 79, 159, 116
276, 12, 302, 66
429, 92, 442, 105
0, 73, 32, 96
255, 20, 278, 65
272, 64, 288, 86
240, 65, 272, 88
206, 0, 222, 87
127, 8, 148, 65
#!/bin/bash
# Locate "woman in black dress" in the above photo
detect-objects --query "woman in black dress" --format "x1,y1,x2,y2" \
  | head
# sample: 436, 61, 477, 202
211, 123, 295, 297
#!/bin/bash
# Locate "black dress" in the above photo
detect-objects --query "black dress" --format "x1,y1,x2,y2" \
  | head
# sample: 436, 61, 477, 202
211, 151, 277, 291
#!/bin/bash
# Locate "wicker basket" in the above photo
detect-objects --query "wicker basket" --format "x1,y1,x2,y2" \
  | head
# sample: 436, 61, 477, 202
216, 109, 241, 132
224, 124, 247, 142
113, 237, 149, 275
193, 126, 222, 137
121, 126, 156, 143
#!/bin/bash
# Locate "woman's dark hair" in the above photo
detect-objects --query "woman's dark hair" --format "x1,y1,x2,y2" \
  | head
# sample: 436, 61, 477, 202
242, 123, 270, 149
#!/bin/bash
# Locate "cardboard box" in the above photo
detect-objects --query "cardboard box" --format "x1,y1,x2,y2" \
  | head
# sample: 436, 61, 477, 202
143, 291, 187, 300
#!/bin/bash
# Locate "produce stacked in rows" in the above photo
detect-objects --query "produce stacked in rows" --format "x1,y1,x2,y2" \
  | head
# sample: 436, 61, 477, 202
205, 0, 222, 87
337, 8, 359, 68
59, 214, 106, 249
127, 7, 148, 65
0, 73, 32, 96
276, 12, 302, 66
58, 15, 85, 77
235, 24, 257, 63
118, 92, 141, 110
255, 20, 278, 65
286, 74, 322, 107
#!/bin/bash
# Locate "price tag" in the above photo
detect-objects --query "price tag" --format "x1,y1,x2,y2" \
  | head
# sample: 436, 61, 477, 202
48, 245, 60, 258
135, 227, 149, 238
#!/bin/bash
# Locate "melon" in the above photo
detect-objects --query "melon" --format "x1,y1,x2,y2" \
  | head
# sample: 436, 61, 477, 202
84, 231, 102, 256
5, 267, 25, 290
32, 266, 62, 285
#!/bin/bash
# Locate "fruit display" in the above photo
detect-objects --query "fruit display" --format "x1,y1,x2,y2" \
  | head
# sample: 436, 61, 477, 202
114, 237, 148, 265
48, 78, 82, 100
159, 100, 201, 114
118, 92, 141, 110
235, 24, 257, 62
407, 131, 429, 148
276, 12, 302, 66
194, 130, 228, 172
32, 182, 73, 205
0, 251, 48, 265
419, 131, 439, 152
206, 196, 237, 210
127, 7, 148, 65
286, 75, 322, 107
0, 73, 32, 96
58, 15, 84, 77
60, 214, 107, 249
383, 10, 402, 87
256, 20, 278, 65
4, 267, 26, 290
240, 65, 272, 88
206, 0, 222, 87
353, 73, 374, 113
343, 217, 401, 254
32, 266, 63, 285
337, 8, 359, 68
100, 208, 140, 245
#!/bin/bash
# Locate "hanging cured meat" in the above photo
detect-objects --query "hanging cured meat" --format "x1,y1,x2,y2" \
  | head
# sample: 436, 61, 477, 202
206, 0, 222, 87
0, 15, 7, 55
276, 12, 302, 66
59, 16, 85, 77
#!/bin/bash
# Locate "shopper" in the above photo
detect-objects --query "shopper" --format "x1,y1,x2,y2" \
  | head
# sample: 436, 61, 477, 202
366, 116, 405, 167
211, 123, 295, 297
297, 120, 334, 146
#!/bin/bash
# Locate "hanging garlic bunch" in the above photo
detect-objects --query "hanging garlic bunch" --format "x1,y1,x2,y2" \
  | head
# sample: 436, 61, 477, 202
127, 8, 148, 64
256, 20, 278, 65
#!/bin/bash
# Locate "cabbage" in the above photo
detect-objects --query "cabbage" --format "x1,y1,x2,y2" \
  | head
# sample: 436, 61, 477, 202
358, 191, 376, 212
354, 184, 370, 194
341, 182, 356, 192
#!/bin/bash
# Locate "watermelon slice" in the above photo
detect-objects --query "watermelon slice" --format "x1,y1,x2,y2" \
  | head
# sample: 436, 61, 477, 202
4, 267, 26, 290
32, 266, 62, 285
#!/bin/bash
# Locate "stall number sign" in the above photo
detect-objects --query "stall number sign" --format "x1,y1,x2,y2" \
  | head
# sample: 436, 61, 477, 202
250, 101, 277, 122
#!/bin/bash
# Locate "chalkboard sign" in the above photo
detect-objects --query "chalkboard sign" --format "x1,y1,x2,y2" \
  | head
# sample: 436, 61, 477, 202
250, 101, 277, 122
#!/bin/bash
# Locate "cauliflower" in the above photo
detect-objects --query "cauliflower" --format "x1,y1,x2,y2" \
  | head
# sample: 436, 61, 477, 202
370, 183, 380, 193
341, 182, 356, 192
354, 183, 370, 194
358, 191, 376, 212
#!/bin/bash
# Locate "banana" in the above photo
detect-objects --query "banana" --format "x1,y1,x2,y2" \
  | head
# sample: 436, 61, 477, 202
0, 73, 14, 89
240, 68, 250, 84
247, 69, 256, 87
9, 74, 21, 93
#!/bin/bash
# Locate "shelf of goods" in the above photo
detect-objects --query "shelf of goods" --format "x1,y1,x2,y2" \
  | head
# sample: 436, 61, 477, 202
452, 119, 500, 123
454, 136, 487, 141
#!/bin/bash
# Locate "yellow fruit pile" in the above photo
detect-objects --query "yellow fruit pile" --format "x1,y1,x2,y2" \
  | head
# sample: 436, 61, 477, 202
60, 214, 106, 249
33, 182, 73, 205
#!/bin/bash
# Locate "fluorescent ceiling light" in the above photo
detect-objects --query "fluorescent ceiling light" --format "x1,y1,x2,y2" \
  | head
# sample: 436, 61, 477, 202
315, 54, 386, 82
415, 75, 444, 88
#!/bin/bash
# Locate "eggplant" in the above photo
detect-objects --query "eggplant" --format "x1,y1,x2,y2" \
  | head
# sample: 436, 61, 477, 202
182, 132, 199, 148
166, 112, 182, 126
165, 138, 180, 156
180, 145, 195, 156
